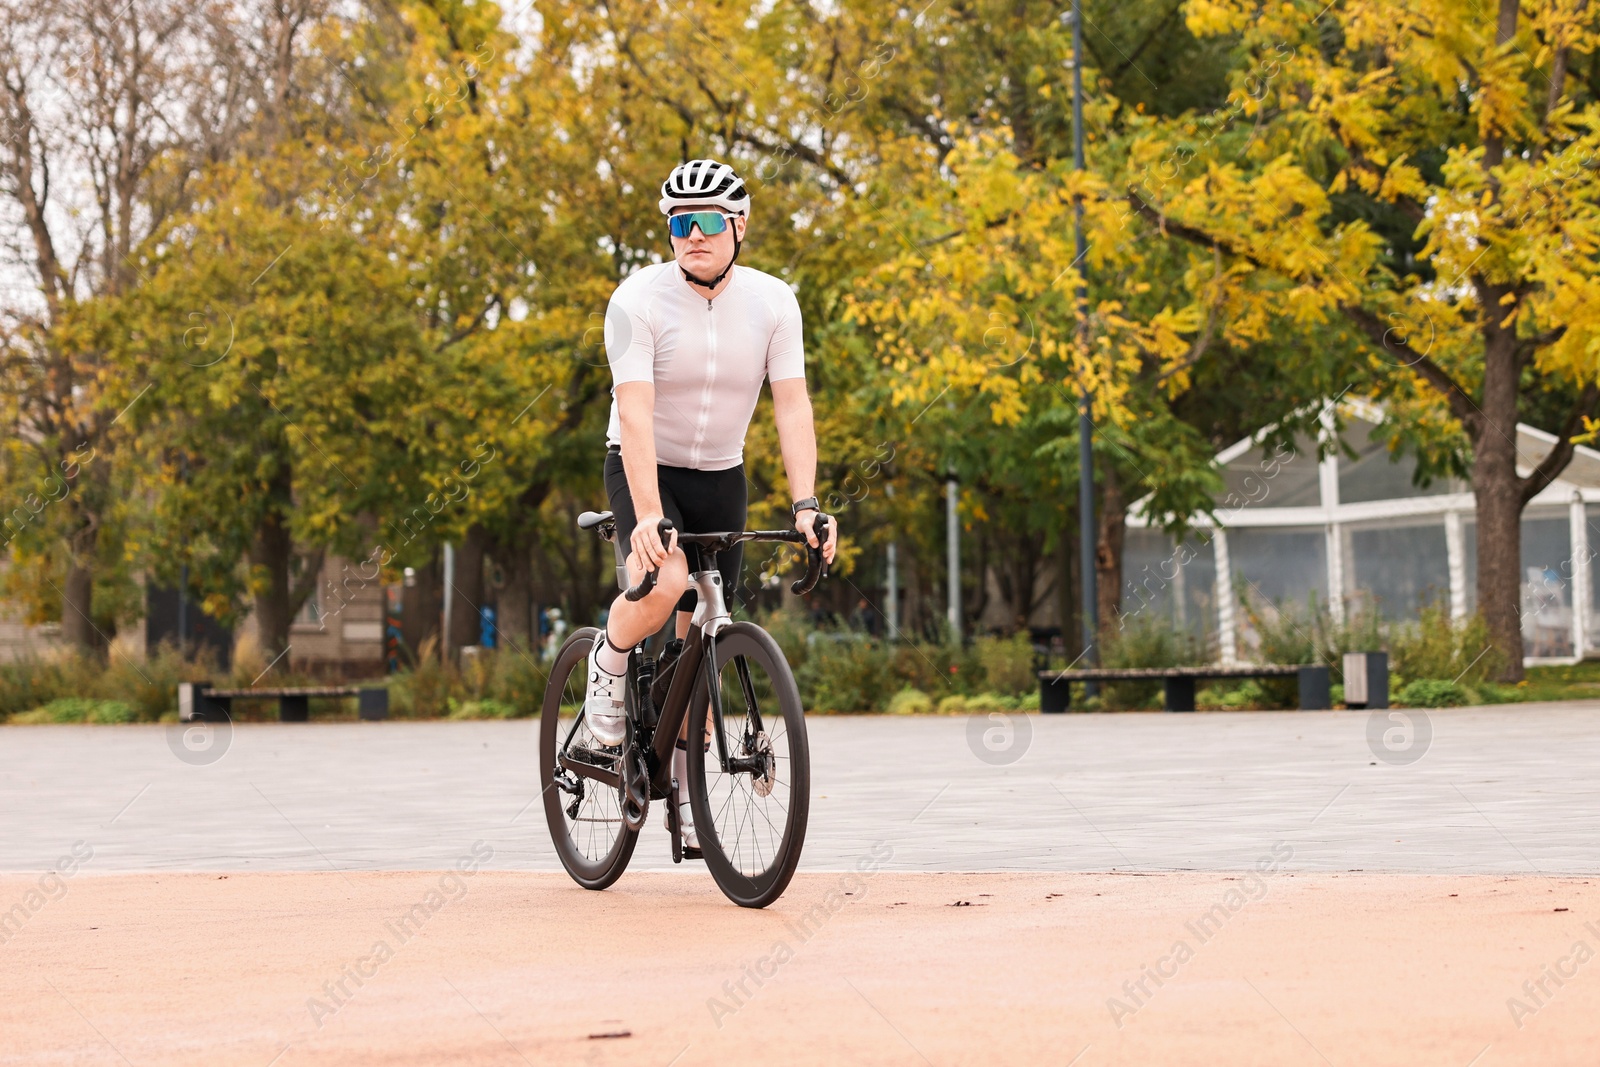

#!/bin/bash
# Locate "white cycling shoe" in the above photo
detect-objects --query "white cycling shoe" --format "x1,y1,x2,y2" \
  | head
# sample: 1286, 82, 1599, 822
667, 800, 698, 850
669, 744, 698, 850
583, 648, 627, 747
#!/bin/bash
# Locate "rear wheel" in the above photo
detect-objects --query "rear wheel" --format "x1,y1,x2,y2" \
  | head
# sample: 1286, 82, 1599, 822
687, 622, 810, 908
540, 627, 639, 890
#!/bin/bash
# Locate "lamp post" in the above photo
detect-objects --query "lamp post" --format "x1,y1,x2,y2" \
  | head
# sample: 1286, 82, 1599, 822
946, 469, 960, 644
886, 483, 899, 638
1070, 0, 1098, 678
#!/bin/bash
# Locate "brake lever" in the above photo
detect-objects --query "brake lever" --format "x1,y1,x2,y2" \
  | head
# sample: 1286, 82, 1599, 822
790, 513, 831, 595
623, 518, 679, 602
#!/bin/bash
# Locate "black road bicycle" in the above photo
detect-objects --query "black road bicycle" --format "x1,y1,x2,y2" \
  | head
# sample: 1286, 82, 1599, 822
539, 510, 830, 908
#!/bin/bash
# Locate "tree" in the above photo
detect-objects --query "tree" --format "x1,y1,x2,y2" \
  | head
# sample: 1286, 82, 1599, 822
1117, 0, 1600, 677
0, 0, 254, 649
117, 168, 432, 671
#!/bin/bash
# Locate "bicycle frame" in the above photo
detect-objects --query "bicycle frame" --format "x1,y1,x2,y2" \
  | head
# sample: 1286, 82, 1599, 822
643, 565, 725, 798
559, 514, 826, 803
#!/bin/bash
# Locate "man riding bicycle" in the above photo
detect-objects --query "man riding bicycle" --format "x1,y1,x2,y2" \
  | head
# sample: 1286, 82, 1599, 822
586, 158, 839, 850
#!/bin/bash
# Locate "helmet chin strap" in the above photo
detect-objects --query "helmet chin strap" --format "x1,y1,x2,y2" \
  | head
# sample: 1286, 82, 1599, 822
680, 236, 742, 291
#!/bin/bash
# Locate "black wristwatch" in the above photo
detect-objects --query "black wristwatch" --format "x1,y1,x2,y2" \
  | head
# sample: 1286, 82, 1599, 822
791, 496, 820, 516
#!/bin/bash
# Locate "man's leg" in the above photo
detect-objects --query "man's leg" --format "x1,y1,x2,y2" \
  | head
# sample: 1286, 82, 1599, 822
587, 453, 687, 744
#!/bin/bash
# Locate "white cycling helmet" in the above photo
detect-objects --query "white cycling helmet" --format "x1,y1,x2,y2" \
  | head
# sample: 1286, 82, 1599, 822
658, 158, 751, 219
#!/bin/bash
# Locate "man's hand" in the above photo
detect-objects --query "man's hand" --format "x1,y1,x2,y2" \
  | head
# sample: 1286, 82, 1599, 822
630, 513, 678, 570
796, 509, 837, 564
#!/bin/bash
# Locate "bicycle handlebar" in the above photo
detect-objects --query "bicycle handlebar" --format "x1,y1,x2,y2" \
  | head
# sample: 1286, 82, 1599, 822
790, 513, 830, 596
618, 513, 833, 601
623, 518, 679, 602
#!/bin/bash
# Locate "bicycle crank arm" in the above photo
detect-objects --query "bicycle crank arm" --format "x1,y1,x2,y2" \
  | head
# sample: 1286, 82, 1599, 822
558, 752, 621, 791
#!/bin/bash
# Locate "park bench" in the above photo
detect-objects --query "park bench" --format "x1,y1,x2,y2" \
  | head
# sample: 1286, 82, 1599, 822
1038, 653, 1389, 713
178, 682, 388, 723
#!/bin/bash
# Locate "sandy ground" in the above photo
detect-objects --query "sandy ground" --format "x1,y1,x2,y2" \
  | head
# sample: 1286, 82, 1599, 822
4, 869, 1598, 1066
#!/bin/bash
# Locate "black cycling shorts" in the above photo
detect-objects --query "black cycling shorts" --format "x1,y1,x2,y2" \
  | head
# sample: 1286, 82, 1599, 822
603, 448, 748, 614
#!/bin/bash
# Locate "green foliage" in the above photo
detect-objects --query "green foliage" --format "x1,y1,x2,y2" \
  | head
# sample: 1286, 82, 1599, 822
12, 697, 136, 724
85, 700, 138, 724
886, 688, 933, 715
1397, 679, 1470, 708
937, 692, 1027, 714
446, 697, 523, 720
758, 610, 811, 676
0, 644, 211, 721
973, 633, 1037, 696
796, 633, 893, 713
1389, 607, 1502, 686
890, 641, 980, 699
1194, 679, 1277, 710
1100, 612, 1205, 708
0, 656, 75, 720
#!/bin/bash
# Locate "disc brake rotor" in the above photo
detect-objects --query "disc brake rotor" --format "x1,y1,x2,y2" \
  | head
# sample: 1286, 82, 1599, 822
747, 731, 776, 797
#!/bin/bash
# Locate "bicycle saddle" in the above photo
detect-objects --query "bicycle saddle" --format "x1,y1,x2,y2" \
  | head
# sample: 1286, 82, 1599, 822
577, 510, 613, 530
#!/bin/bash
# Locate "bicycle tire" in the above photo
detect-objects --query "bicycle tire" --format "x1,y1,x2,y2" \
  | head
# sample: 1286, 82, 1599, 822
540, 627, 639, 890
687, 622, 810, 908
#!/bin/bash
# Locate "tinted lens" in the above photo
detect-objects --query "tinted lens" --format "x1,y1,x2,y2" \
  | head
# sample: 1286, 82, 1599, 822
669, 212, 728, 238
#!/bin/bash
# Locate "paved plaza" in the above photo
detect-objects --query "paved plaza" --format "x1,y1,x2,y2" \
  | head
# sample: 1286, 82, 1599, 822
6, 705, 1600, 1065
4, 702, 1597, 875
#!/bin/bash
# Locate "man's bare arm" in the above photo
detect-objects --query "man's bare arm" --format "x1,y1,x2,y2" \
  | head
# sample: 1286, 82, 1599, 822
616, 381, 674, 566
771, 378, 835, 562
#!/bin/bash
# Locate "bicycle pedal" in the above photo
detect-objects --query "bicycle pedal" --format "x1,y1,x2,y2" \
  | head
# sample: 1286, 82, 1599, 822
682, 846, 704, 861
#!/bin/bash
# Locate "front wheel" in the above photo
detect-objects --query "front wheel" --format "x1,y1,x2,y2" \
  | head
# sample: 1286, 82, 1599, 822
540, 627, 639, 890
687, 622, 810, 908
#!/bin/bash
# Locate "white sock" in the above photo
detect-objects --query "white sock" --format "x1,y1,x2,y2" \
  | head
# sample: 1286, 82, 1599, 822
673, 746, 689, 800
595, 632, 629, 676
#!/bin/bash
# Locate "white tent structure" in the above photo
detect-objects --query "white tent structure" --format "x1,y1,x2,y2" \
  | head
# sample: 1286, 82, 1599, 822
1122, 399, 1600, 666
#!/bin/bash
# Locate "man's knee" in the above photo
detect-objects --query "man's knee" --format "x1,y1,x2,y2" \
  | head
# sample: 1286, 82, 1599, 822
650, 552, 690, 603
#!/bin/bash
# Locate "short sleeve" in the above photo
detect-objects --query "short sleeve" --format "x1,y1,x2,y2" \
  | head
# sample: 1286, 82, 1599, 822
764, 283, 806, 383
605, 287, 655, 385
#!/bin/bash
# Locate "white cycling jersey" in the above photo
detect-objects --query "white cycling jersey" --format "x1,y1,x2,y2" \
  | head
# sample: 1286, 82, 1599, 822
604, 262, 805, 470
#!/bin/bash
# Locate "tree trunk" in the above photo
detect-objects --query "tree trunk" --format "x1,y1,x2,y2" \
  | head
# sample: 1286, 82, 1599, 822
58, 463, 107, 655
60, 549, 99, 653
1472, 317, 1527, 681
401, 545, 443, 663
1096, 467, 1128, 640
446, 524, 488, 656
248, 509, 295, 677
493, 539, 535, 656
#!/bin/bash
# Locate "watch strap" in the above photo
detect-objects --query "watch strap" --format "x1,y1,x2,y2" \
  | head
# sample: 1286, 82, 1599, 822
791, 496, 820, 515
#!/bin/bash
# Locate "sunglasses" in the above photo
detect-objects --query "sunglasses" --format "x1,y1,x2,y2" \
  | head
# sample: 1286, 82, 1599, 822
668, 211, 740, 239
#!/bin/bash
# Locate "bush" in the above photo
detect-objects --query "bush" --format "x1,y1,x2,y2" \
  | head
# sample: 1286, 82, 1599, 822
1100, 613, 1204, 709
973, 633, 1036, 696
106, 641, 217, 721
796, 632, 893, 712
886, 688, 932, 715
1397, 678, 1469, 708
0, 654, 78, 720
86, 699, 138, 724
446, 697, 522, 720
11, 697, 136, 724
934, 692, 1024, 714
388, 636, 454, 718
890, 640, 981, 698
1389, 607, 1502, 685
759, 610, 810, 675
455, 648, 545, 715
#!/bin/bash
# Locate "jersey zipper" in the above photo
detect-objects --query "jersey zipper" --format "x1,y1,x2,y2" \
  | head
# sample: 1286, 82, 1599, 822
693, 296, 717, 468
